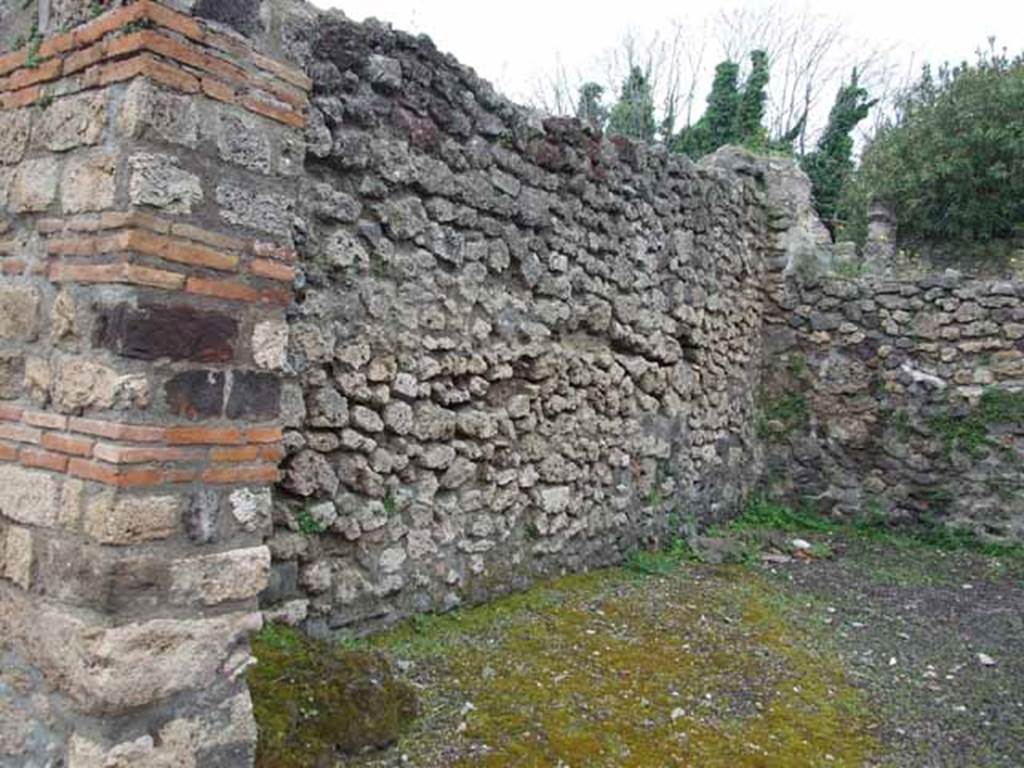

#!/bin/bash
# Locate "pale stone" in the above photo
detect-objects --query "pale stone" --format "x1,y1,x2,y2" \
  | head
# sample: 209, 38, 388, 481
539, 486, 572, 514
0, 284, 40, 341
23, 355, 51, 404
33, 90, 109, 152
217, 111, 272, 174
335, 340, 372, 369
52, 357, 150, 413
440, 457, 477, 489
129, 153, 203, 213
59, 478, 84, 528
367, 355, 398, 383
9, 157, 59, 212
300, 561, 332, 594
252, 320, 288, 371
351, 404, 384, 433
62, 150, 117, 214
67, 691, 256, 767
170, 547, 271, 606
116, 78, 199, 147
264, 599, 309, 626
419, 443, 455, 470
0, 109, 32, 165
0, 466, 61, 528
50, 289, 79, 341
84, 492, 180, 545
383, 400, 413, 435
228, 488, 272, 533
379, 546, 407, 573
1, 525, 32, 588
216, 182, 292, 237
0, 588, 262, 713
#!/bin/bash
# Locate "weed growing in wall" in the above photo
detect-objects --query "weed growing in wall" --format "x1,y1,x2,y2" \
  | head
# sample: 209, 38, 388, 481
757, 391, 809, 440
928, 388, 1024, 457
296, 508, 325, 535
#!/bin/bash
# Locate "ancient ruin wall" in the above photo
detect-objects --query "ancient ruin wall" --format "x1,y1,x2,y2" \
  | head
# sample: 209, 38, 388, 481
264, 14, 772, 633
5, 1, 1019, 765
761, 269, 1024, 541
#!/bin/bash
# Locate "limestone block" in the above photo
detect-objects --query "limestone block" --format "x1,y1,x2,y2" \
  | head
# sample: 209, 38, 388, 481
33, 90, 109, 152
9, 157, 59, 212
217, 111, 272, 174
252, 320, 289, 371
52, 357, 149, 413
0, 109, 32, 165
229, 488, 273, 533
0, 590, 261, 713
0, 284, 40, 341
62, 150, 117, 213
216, 182, 293, 237
0, 466, 61, 528
129, 153, 203, 213
116, 79, 199, 147
84, 493, 181, 545
1, 525, 33, 588
170, 547, 271, 606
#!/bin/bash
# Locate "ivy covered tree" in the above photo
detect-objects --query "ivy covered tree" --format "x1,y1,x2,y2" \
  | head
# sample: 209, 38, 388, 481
607, 66, 657, 142
800, 68, 876, 238
673, 51, 770, 158
736, 50, 770, 149
576, 82, 608, 131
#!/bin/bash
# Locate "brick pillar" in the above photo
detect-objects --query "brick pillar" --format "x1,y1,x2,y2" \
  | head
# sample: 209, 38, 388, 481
0, 3, 308, 764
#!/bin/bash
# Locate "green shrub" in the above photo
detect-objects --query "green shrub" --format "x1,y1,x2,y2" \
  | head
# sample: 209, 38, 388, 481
852, 46, 1024, 244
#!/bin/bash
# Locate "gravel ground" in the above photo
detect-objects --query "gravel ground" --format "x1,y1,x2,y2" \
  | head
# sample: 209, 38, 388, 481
760, 536, 1024, 768
333, 535, 1023, 767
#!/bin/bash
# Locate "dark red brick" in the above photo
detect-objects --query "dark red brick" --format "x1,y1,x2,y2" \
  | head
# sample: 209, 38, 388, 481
165, 370, 226, 421
96, 303, 237, 363
226, 371, 280, 421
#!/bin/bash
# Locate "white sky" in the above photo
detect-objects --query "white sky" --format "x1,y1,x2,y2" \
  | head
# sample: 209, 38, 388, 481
310, 0, 1024, 113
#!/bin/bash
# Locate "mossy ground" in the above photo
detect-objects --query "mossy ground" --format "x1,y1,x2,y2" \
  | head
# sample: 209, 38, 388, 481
340, 566, 879, 767
248, 624, 417, 767
250, 509, 1024, 767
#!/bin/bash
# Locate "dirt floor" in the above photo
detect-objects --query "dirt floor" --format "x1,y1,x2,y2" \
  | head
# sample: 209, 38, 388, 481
258, 529, 1024, 767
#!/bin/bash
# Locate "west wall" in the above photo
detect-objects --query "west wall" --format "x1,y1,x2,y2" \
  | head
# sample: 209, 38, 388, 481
265, 14, 773, 633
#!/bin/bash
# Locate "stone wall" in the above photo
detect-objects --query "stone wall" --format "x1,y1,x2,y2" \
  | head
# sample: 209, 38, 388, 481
4, 1, 1021, 766
0, 2, 310, 764
761, 268, 1024, 541
265, 13, 772, 635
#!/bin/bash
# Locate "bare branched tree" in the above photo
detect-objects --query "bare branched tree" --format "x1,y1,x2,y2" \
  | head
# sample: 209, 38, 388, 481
715, 3, 896, 150
527, 21, 708, 138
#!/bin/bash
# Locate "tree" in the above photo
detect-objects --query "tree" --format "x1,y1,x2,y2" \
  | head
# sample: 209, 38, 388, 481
736, 50, 770, 148
800, 69, 876, 237
575, 82, 608, 130
716, 3, 894, 152
527, 23, 709, 144
852, 46, 1024, 243
607, 66, 657, 142
673, 51, 770, 158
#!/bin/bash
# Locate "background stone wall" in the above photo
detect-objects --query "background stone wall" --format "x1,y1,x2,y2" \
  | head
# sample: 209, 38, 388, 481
761, 269, 1024, 542
265, 13, 772, 635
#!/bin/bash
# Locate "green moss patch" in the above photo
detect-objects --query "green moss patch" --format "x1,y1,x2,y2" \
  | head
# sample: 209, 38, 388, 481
248, 623, 417, 767
345, 567, 878, 767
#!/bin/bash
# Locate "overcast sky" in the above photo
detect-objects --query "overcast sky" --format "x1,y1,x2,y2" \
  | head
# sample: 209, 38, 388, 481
310, 0, 1024, 112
